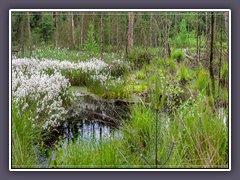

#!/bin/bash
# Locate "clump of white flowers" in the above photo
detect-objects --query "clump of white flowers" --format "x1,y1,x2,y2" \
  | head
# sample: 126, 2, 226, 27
12, 58, 71, 130
12, 58, 124, 130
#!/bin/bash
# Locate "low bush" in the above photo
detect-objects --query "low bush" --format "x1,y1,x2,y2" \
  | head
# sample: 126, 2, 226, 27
171, 50, 185, 63
128, 47, 153, 69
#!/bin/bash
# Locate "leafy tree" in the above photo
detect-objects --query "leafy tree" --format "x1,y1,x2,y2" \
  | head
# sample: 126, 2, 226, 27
39, 13, 55, 42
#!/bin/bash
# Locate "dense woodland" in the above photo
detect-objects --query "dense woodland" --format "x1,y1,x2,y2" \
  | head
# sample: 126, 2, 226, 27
11, 11, 229, 169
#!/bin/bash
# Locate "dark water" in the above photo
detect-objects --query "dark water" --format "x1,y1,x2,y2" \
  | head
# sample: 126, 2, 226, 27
44, 91, 130, 147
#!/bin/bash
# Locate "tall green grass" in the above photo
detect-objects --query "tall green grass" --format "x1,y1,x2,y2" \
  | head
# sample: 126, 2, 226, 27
50, 90, 228, 168
12, 102, 42, 168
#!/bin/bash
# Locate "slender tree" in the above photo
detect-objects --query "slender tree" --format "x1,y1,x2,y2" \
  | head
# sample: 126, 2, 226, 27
80, 13, 84, 49
55, 12, 60, 49
218, 13, 223, 91
27, 12, 32, 57
209, 12, 215, 96
100, 13, 104, 59
128, 12, 134, 49
20, 13, 25, 55
71, 12, 75, 49
205, 12, 208, 40
196, 12, 199, 62
151, 13, 157, 48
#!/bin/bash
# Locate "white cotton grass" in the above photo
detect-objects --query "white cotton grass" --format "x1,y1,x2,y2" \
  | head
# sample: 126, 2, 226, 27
12, 58, 71, 130
12, 57, 124, 130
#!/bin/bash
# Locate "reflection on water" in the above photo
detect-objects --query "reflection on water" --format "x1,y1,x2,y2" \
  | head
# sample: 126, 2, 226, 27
62, 118, 122, 143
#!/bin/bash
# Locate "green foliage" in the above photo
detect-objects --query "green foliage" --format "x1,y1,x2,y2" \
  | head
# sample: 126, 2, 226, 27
128, 47, 153, 69
156, 58, 177, 75
195, 69, 211, 95
177, 63, 191, 83
29, 46, 92, 62
83, 24, 99, 54
50, 138, 126, 168
221, 62, 228, 83
171, 50, 185, 62
39, 13, 55, 42
108, 60, 130, 77
12, 102, 41, 168
169, 94, 228, 167
177, 19, 188, 48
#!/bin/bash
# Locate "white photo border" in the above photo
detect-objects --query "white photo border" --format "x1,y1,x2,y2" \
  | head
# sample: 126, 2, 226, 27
9, 9, 231, 171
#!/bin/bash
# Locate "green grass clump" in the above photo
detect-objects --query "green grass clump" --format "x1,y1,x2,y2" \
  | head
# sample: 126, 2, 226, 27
168, 94, 228, 168
128, 47, 153, 69
177, 63, 192, 83
12, 102, 42, 168
50, 138, 127, 168
171, 50, 185, 63
221, 62, 228, 84
49, 92, 228, 168
194, 69, 211, 95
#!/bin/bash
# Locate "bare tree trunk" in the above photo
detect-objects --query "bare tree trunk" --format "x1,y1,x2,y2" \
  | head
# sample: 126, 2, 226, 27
128, 12, 134, 49
224, 12, 229, 57
209, 12, 215, 96
55, 12, 60, 49
196, 12, 200, 63
100, 13, 104, 59
71, 13, 75, 49
27, 12, 32, 57
20, 13, 25, 55
108, 14, 111, 47
151, 13, 157, 47
116, 15, 119, 53
80, 14, 84, 49
164, 16, 171, 59
218, 14, 223, 91
205, 12, 208, 40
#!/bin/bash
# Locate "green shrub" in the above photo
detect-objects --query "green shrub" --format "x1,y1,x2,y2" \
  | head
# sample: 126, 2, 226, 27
108, 60, 130, 77
177, 63, 191, 83
171, 50, 185, 63
128, 47, 153, 69
195, 70, 211, 95
221, 62, 228, 84
83, 24, 99, 54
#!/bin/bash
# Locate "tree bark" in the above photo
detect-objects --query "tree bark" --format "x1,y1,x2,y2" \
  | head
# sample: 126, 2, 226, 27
80, 14, 84, 49
218, 14, 223, 91
224, 12, 229, 57
71, 13, 75, 49
55, 12, 60, 49
27, 12, 32, 57
151, 13, 157, 48
20, 13, 25, 55
116, 15, 119, 53
100, 13, 104, 59
128, 12, 134, 49
196, 12, 199, 62
205, 12, 208, 40
209, 12, 215, 96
